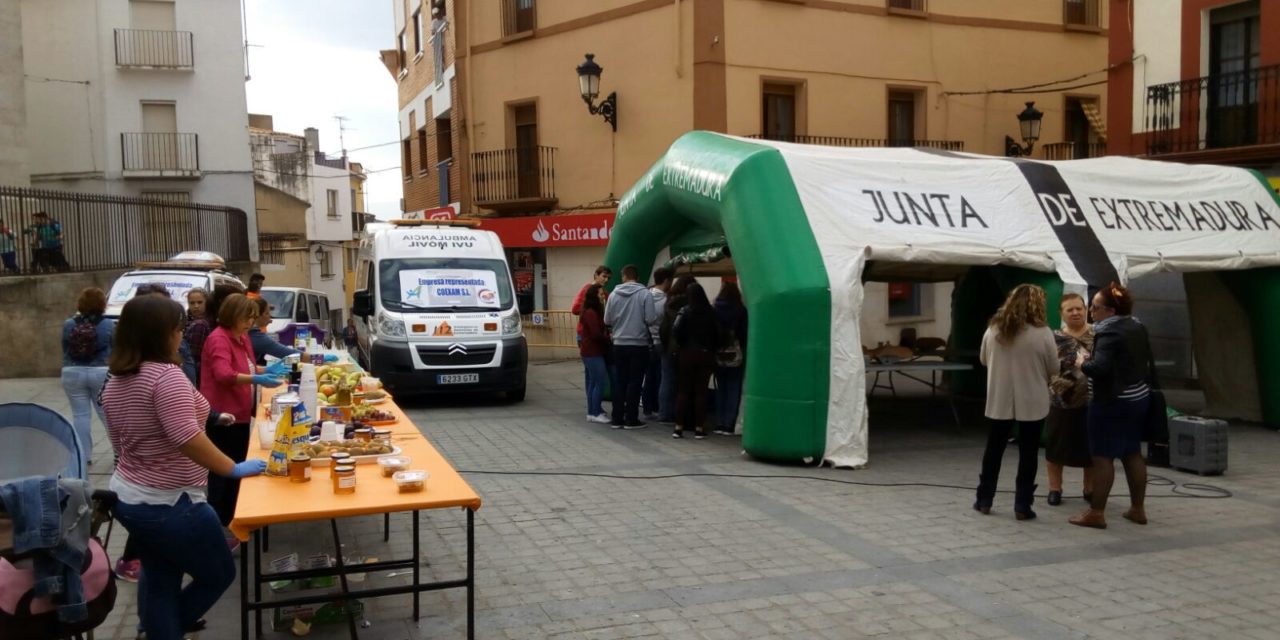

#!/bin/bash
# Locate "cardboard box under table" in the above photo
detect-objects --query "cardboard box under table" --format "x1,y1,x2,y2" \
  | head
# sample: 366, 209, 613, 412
230, 392, 482, 639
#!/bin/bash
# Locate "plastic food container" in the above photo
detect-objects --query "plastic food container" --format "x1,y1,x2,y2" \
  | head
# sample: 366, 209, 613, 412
393, 470, 428, 493
377, 455, 412, 478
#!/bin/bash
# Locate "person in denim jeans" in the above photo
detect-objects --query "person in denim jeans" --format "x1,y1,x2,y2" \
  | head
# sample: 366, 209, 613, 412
101, 295, 266, 639
579, 284, 612, 423
61, 288, 115, 463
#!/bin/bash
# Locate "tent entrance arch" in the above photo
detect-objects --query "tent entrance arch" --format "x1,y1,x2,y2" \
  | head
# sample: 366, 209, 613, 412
604, 132, 1280, 468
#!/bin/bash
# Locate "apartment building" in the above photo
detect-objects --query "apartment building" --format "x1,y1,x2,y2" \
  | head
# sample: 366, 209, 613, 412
16, 0, 257, 258
250, 116, 363, 326
390, 0, 1109, 344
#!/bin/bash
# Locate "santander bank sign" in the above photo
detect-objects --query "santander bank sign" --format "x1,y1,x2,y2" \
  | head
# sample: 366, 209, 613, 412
476, 212, 615, 248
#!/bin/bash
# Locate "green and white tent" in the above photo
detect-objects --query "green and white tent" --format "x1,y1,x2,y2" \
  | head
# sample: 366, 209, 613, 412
605, 131, 1280, 468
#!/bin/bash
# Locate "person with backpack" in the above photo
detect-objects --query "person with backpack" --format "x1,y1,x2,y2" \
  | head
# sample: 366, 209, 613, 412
0, 221, 18, 273
61, 287, 115, 463
713, 279, 748, 435
658, 275, 695, 424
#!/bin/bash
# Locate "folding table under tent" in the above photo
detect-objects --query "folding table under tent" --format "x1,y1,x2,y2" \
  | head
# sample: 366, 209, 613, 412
603, 131, 1280, 468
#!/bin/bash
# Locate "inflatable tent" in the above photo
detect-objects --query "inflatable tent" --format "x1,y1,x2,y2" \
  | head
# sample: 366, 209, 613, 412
604, 132, 1280, 468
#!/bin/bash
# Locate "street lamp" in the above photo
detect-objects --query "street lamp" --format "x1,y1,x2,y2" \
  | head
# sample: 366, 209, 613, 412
576, 53, 617, 132
1004, 101, 1043, 157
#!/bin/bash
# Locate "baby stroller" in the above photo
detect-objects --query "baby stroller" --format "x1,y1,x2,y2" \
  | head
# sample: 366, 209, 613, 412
0, 402, 119, 640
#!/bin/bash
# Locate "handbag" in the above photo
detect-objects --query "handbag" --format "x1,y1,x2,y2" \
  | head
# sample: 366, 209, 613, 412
1141, 325, 1170, 467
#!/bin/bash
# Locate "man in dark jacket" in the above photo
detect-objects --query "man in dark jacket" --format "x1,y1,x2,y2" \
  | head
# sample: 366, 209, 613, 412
603, 265, 657, 428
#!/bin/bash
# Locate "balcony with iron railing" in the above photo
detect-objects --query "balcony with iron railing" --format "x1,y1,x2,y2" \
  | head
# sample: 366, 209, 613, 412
113, 29, 194, 69
1063, 0, 1100, 29
121, 132, 200, 178
471, 146, 557, 213
1042, 141, 1106, 160
747, 134, 964, 151
887, 0, 926, 15
1145, 64, 1280, 162
314, 152, 347, 171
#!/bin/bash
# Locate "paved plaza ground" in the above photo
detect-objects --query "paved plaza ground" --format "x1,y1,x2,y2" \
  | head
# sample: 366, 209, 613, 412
4, 360, 1280, 639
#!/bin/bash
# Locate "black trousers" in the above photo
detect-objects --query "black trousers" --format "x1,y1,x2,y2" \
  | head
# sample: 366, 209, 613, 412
206, 422, 251, 526
976, 418, 1043, 509
610, 345, 649, 425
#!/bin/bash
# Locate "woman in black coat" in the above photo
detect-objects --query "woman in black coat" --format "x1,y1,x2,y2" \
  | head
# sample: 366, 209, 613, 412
672, 283, 720, 440
1069, 283, 1153, 530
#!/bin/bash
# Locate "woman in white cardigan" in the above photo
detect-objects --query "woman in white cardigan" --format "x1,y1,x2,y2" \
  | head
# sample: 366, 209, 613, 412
974, 284, 1059, 521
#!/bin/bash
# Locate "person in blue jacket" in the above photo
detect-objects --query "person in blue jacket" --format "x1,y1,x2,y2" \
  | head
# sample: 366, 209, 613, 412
61, 287, 115, 463
249, 298, 300, 365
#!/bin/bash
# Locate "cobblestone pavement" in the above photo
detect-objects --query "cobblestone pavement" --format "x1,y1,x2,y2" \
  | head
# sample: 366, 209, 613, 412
4, 361, 1279, 639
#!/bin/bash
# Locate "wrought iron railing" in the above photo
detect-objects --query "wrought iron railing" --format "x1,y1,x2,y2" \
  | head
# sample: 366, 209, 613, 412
888, 0, 926, 11
1146, 64, 1280, 155
472, 146, 557, 205
114, 28, 194, 68
1042, 141, 1106, 160
314, 152, 347, 170
121, 133, 200, 172
0, 186, 249, 275
748, 134, 964, 151
1063, 0, 1100, 28
432, 22, 446, 85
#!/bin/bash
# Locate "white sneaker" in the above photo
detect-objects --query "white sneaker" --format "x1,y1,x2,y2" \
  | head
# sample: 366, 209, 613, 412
588, 414, 612, 424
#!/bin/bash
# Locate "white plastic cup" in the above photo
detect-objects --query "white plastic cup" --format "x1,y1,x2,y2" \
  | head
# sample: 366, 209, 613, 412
257, 419, 276, 449
320, 420, 342, 442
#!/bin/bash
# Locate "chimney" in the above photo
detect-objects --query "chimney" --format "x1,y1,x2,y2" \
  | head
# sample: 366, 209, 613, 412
304, 127, 320, 152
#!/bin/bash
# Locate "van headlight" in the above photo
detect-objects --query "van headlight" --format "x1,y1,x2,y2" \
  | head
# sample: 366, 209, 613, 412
502, 314, 521, 336
377, 312, 407, 339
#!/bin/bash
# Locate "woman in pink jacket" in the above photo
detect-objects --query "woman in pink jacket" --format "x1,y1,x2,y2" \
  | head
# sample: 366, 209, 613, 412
199, 293, 283, 530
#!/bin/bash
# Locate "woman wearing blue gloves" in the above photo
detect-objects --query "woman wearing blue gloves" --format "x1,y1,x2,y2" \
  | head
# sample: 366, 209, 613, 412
102, 294, 267, 640
199, 293, 286, 532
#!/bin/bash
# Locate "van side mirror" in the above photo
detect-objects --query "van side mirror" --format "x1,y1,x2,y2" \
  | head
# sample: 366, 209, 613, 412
352, 290, 372, 318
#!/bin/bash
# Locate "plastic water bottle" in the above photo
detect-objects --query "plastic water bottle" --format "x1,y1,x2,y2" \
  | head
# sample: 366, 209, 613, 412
298, 363, 319, 425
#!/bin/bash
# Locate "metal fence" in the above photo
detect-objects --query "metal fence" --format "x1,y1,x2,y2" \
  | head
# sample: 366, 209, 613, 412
1042, 141, 1106, 160
121, 132, 200, 172
472, 146, 557, 205
522, 310, 577, 348
748, 134, 964, 151
113, 28, 194, 69
0, 186, 249, 276
1146, 64, 1280, 155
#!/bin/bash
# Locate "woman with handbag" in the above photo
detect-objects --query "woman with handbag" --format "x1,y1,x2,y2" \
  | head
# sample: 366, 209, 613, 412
974, 284, 1059, 521
1069, 282, 1152, 529
1045, 293, 1095, 506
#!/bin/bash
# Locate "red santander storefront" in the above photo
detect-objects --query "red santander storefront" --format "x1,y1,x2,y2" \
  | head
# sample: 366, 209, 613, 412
474, 212, 615, 313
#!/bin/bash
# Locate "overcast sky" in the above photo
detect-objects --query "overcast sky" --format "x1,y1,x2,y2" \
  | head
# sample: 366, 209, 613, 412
244, 0, 401, 219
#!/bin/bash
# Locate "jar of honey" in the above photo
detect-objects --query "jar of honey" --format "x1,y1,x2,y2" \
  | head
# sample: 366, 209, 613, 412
353, 427, 374, 443
329, 452, 352, 476
288, 453, 312, 483
332, 465, 356, 494
372, 429, 392, 446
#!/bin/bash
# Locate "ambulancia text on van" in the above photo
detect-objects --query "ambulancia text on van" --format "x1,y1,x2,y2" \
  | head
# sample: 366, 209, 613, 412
105, 251, 244, 318
351, 219, 528, 401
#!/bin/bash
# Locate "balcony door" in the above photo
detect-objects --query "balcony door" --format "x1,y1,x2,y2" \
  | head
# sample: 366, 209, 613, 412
513, 104, 539, 199
761, 84, 796, 141
1208, 2, 1260, 149
141, 101, 177, 170
129, 0, 178, 67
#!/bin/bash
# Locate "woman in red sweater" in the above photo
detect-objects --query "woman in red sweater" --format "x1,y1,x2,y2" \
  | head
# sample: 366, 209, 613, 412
199, 293, 283, 528
579, 284, 611, 424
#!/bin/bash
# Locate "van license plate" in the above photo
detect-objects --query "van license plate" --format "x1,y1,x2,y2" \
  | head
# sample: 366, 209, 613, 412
437, 373, 479, 385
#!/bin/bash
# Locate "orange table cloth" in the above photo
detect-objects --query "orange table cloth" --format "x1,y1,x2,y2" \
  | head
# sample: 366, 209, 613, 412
229, 391, 482, 541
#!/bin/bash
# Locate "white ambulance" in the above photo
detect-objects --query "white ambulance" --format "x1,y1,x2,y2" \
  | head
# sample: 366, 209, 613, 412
104, 251, 244, 318
351, 220, 527, 401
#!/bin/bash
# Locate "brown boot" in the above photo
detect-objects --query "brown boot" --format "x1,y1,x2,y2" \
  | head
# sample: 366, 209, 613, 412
1068, 508, 1107, 529
1122, 508, 1147, 525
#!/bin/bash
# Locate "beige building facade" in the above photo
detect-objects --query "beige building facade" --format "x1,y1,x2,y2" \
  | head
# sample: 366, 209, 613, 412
392, 0, 1109, 346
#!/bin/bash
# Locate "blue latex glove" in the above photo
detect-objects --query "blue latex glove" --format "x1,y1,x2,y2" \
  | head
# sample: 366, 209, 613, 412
251, 374, 283, 388
263, 359, 290, 377
230, 459, 267, 479
323, 354, 340, 363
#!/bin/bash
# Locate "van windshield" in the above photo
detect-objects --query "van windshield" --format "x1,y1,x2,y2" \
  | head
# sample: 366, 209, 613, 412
259, 290, 296, 319
379, 258, 513, 313
105, 273, 208, 316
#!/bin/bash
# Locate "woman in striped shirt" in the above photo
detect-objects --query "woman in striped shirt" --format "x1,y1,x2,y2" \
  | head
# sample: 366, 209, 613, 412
1069, 282, 1152, 530
102, 295, 267, 640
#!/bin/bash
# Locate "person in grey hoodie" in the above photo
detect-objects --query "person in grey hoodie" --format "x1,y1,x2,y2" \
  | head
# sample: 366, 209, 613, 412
642, 267, 673, 420
603, 264, 658, 428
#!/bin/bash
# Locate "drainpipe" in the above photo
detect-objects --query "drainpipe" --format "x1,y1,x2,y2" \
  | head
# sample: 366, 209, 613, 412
674, 0, 683, 78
